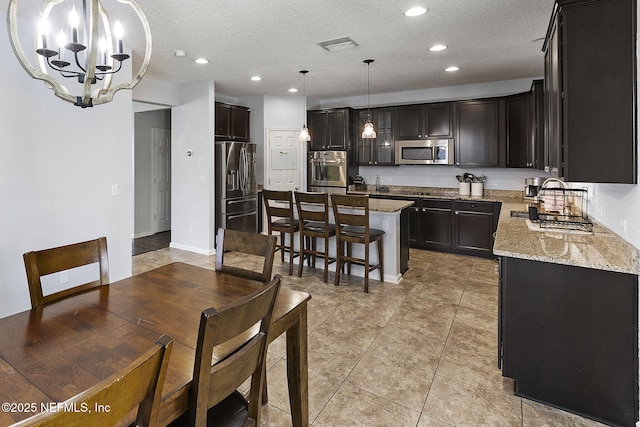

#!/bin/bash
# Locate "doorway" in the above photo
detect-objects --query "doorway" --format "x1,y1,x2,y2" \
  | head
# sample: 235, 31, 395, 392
134, 109, 172, 254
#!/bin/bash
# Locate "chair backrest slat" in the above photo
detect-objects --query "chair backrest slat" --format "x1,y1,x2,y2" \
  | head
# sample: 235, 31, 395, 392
295, 191, 330, 224
23, 237, 109, 308
331, 194, 370, 229
215, 228, 276, 283
262, 189, 295, 223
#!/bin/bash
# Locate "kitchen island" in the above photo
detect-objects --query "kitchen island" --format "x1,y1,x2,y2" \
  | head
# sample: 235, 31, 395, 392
278, 197, 414, 284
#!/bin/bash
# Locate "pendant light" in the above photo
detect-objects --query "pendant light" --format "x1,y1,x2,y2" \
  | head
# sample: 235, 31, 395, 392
298, 70, 311, 142
362, 59, 377, 139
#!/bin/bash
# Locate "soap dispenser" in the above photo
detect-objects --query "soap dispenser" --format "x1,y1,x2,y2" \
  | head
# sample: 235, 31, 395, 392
375, 175, 381, 191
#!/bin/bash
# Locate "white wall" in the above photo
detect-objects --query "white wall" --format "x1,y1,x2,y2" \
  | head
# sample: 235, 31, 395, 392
170, 81, 216, 254
262, 96, 307, 189
0, 17, 134, 318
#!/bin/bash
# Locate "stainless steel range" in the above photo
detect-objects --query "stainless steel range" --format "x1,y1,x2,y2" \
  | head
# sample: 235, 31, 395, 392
215, 141, 258, 233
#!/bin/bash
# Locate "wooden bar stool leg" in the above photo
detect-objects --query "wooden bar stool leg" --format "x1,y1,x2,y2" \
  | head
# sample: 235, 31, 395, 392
279, 232, 285, 262
323, 236, 329, 283
334, 237, 342, 287
364, 241, 369, 293
378, 238, 384, 283
297, 229, 305, 278
288, 232, 295, 276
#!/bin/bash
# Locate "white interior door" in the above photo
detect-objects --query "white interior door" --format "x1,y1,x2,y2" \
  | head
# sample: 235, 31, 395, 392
152, 128, 171, 233
266, 129, 304, 191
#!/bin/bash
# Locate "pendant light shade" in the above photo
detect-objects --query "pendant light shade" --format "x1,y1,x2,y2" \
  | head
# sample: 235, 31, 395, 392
298, 70, 311, 142
362, 59, 376, 139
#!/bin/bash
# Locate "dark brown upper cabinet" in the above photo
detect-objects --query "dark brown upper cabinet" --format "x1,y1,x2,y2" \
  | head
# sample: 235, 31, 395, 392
543, 0, 636, 183
396, 102, 454, 140
215, 102, 250, 141
355, 108, 395, 166
456, 99, 504, 167
505, 92, 534, 168
307, 108, 353, 151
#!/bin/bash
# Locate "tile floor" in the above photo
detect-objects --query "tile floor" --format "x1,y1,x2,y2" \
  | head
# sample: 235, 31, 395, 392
132, 247, 606, 427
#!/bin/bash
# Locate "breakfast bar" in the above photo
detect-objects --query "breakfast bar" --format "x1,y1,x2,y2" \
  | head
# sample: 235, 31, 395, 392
288, 198, 414, 284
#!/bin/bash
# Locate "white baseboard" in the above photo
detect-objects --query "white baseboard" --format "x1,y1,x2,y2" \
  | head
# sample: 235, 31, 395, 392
169, 242, 215, 256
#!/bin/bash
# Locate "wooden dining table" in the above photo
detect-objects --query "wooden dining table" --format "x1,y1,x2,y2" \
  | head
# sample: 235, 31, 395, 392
0, 262, 311, 426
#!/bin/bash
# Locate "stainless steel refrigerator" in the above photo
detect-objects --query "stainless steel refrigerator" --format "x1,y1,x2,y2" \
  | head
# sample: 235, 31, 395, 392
215, 142, 258, 233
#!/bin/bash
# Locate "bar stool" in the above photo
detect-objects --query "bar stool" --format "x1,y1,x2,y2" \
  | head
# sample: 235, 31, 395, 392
331, 194, 384, 293
294, 191, 336, 283
262, 189, 300, 275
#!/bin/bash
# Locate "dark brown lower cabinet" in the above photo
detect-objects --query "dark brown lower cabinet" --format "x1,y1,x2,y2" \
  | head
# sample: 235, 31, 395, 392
407, 198, 499, 258
452, 201, 499, 257
499, 256, 638, 426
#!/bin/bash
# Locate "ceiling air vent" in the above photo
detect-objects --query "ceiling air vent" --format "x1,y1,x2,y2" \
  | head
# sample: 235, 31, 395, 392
317, 37, 358, 52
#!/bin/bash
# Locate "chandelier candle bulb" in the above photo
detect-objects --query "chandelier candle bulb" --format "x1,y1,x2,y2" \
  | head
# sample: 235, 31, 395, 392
56, 29, 66, 61
114, 21, 123, 54
40, 19, 50, 49
69, 6, 80, 44
99, 36, 107, 65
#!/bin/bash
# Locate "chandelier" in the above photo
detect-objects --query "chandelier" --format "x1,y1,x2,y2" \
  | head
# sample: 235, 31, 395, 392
7, 0, 152, 108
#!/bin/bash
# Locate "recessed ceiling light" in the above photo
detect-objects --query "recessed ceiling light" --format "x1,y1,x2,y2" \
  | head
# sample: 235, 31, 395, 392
251, 76, 262, 81
174, 49, 186, 57
404, 7, 427, 17
288, 88, 298, 93
429, 44, 447, 52
445, 66, 460, 72
194, 58, 208, 64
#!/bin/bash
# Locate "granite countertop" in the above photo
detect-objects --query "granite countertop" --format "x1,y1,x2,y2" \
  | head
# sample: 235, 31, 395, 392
494, 201, 640, 274
349, 184, 523, 203
368, 198, 415, 213
350, 184, 640, 274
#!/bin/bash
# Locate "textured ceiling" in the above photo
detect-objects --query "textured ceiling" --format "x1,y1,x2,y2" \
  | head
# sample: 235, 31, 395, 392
5, 0, 554, 100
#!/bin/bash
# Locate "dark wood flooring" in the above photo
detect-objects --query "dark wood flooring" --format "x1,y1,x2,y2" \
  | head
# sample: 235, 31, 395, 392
132, 231, 171, 255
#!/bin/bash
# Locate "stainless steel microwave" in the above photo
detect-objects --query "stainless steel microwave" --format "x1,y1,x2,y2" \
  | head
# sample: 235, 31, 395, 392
395, 139, 454, 165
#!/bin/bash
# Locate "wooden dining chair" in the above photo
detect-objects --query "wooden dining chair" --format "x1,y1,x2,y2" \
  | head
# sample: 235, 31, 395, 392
331, 194, 385, 293
23, 237, 109, 308
215, 228, 277, 283
262, 189, 301, 275
12, 334, 173, 427
294, 191, 337, 283
170, 275, 281, 427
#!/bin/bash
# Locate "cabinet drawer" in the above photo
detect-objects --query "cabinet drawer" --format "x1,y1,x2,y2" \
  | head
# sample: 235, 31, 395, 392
454, 201, 494, 213
422, 199, 452, 210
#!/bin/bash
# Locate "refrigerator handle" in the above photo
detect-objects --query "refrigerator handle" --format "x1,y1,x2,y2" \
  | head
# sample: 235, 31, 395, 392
239, 147, 246, 192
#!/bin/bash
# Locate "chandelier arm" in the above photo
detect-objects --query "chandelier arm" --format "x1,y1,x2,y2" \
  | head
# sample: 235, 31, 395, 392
45, 57, 78, 76
93, 0, 152, 105
73, 52, 88, 74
